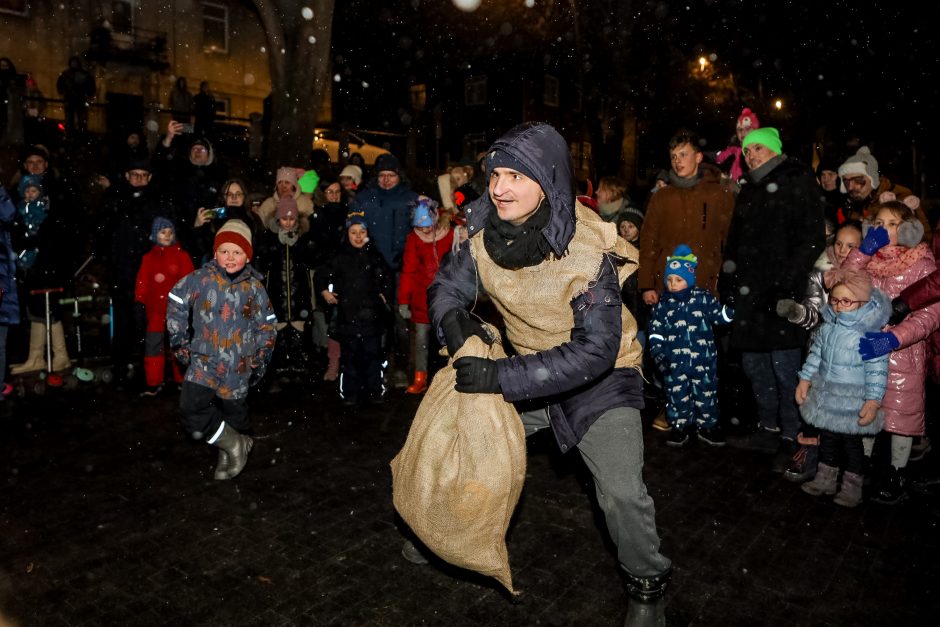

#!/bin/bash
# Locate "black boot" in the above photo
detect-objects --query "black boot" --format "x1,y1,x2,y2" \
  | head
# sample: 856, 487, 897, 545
211, 423, 253, 479
872, 465, 907, 505
622, 566, 671, 627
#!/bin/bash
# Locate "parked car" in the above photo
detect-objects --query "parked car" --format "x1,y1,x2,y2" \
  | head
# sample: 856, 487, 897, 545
312, 129, 389, 166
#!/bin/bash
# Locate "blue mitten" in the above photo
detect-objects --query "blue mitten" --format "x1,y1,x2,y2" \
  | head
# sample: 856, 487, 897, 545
859, 331, 899, 360
859, 226, 889, 256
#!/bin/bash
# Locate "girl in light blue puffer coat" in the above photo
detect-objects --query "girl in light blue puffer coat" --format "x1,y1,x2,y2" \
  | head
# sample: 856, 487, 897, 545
795, 270, 890, 507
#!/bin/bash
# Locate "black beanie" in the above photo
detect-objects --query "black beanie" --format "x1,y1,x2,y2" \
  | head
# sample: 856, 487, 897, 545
485, 148, 538, 183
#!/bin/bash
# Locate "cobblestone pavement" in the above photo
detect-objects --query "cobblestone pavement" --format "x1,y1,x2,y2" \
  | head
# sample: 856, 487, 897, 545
1, 380, 939, 626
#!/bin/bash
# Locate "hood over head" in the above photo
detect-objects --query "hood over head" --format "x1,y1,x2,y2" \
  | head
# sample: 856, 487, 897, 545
469, 122, 575, 257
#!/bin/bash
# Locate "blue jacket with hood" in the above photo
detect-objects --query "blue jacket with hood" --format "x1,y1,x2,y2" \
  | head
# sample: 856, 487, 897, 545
429, 123, 643, 452
798, 287, 890, 435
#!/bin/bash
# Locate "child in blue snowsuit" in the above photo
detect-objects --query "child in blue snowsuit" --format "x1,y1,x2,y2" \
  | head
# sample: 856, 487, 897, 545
648, 244, 733, 447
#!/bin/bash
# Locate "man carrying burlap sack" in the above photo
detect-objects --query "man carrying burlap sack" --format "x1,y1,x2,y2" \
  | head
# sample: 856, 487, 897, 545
409, 122, 672, 625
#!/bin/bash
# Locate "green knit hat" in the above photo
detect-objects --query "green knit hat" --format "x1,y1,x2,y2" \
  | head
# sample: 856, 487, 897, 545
742, 127, 782, 155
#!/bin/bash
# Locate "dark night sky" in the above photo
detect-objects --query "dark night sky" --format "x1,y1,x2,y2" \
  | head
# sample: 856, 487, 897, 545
331, 0, 936, 187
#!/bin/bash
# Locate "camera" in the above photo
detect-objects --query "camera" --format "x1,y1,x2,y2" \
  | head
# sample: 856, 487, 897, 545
179, 123, 194, 134
205, 207, 226, 220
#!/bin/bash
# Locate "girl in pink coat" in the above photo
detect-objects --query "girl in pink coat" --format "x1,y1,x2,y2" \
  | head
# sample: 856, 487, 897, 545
846, 193, 940, 504
397, 198, 454, 394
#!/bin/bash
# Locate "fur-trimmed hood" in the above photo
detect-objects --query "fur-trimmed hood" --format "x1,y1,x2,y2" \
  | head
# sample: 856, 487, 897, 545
821, 286, 890, 332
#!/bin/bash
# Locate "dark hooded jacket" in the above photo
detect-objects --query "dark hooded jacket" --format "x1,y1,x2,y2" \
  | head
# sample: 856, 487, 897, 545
429, 123, 644, 452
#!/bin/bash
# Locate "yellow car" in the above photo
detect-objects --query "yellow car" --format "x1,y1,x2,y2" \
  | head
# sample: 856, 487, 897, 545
312, 129, 389, 166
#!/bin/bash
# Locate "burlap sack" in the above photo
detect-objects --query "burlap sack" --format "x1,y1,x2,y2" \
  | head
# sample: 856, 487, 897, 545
391, 330, 526, 593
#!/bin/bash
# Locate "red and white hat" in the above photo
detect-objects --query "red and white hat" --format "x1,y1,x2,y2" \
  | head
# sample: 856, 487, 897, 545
214, 219, 253, 260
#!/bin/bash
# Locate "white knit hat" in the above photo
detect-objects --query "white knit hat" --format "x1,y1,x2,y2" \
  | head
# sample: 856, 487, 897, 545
838, 146, 880, 193
339, 164, 363, 186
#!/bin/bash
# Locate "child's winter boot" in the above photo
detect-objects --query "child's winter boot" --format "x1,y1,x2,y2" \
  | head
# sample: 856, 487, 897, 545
872, 465, 907, 505
323, 338, 340, 382
833, 471, 863, 507
406, 371, 428, 394
801, 462, 838, 496
210, 422, 253, 479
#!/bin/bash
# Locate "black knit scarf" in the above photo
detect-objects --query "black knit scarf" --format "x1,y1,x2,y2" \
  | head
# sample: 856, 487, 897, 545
483, 198, 552, 269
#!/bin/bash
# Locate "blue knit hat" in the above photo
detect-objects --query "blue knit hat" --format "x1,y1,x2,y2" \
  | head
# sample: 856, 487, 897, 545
664, 244, 697, 288
151, 216, 175, 245
412, 198, 438, 228
18, 174, 43, 198
345, 210, 368, 230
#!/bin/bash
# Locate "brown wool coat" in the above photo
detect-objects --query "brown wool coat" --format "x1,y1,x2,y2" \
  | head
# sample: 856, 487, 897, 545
638, 164, 736, 295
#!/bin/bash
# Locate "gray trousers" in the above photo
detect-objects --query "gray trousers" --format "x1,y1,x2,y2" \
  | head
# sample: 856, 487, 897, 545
520, 406, 672, 578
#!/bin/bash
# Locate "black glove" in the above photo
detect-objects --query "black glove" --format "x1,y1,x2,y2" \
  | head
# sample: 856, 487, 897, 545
888, 297, 911, 326
440, 309, 492, 357
453, 356, 502, 394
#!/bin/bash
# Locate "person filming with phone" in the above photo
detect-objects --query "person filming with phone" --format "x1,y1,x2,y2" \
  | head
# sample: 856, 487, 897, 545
152, 120, 227, 242
184, 178, 259, 267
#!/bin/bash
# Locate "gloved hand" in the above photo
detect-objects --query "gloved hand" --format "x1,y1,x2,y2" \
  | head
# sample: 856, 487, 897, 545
440, 309, 492, 356
859, 225, 889, 256
398, 304, 411, 320
775, 298, 805, 323
453, 356, 502, 394
174, 347, 191, 365
650, 347, 669, 374
859, 331, 900, 360
888, 297, 911, 326
248, 357, 267, 387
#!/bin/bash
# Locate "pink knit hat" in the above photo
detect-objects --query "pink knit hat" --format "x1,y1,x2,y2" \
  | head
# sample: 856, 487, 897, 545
736, 108, 760, 133
824, 269, 873, 302
276, 195, 297, 220
276, 166, 299, 188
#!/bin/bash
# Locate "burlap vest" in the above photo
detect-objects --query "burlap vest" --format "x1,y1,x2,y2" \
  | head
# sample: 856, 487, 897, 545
469, 204, 643, 371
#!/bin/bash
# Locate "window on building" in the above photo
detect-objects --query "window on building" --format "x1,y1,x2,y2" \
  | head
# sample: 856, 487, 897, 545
410, 84, 427, 111
111, 0, 134, 35
203, 2, 228, 53
465, 76, 487, 107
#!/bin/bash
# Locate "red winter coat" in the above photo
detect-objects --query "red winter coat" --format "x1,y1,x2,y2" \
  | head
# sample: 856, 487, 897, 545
135, 243, 195, 332
397, 226, 454, 324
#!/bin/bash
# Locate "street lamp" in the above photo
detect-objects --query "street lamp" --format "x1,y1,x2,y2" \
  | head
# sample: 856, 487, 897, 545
774, 99, 783, 111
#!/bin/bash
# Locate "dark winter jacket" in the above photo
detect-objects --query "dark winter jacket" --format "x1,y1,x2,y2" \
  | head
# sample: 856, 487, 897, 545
315, 242, 393, 338
253, 214, 317, 323
0, 186, 20, 325
166, 261, 277, 399
429, 122, 644, 452
104, 183, 178, 292
722, 156, 827, 351
349, 181, 419, 271
798, 288, 890, 435
152, 137, 227, 226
